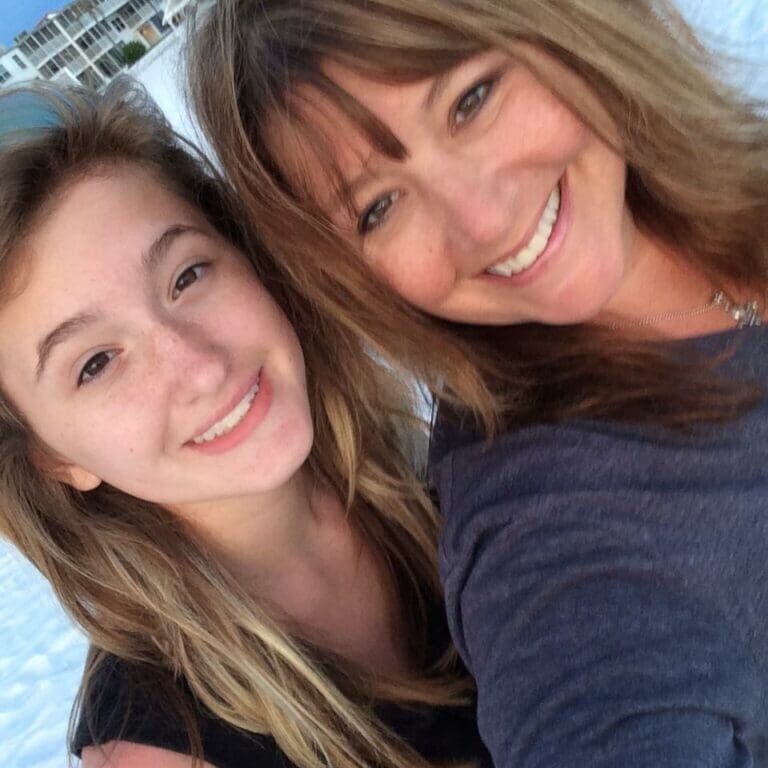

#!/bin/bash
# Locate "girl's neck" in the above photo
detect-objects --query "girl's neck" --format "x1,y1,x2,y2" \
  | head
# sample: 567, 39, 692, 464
176, 472, 412, 678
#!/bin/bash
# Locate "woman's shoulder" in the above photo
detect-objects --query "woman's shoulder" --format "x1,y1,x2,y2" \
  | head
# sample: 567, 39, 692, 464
430, 324, 768, 479
72, 651, 289, 768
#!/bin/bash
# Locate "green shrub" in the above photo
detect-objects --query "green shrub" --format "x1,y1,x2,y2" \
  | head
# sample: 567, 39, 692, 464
121, 40, 147, 66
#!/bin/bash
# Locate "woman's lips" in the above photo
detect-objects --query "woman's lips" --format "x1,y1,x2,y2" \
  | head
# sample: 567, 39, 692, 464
483, 174, 570, 287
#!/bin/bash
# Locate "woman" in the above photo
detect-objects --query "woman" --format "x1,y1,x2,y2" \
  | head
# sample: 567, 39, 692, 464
188, 1, 768, 766
0, 81, 491, 768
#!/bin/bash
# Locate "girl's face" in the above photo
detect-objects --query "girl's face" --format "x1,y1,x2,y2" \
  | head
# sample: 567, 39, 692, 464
277, 48, 639, 326
0, 166, 313, 511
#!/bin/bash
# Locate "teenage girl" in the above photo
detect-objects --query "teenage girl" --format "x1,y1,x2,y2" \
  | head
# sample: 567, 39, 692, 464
0, 82, 491, 768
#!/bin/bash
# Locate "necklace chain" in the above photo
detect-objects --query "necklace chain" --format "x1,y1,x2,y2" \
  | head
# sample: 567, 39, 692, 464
608, 290, 763, 331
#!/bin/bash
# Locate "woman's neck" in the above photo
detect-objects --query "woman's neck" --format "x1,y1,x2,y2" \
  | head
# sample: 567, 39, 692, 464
595, 226, 762, 339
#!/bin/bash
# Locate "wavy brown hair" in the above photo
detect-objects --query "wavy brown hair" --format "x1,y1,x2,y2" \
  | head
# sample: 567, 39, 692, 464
0, 80, 471, 768
188, 0, 768, 433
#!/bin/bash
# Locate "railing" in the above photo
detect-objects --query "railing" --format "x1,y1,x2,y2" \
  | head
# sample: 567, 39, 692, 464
96, 0, 128, 18
51, 68, 80, 86
58, 16, 88, 36
20, 36, 69, 68
76, 35, 112, 59
121, 11, 142, 29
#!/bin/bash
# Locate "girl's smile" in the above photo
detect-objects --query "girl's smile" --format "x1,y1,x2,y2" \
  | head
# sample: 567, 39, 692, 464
187, 370, 273, 454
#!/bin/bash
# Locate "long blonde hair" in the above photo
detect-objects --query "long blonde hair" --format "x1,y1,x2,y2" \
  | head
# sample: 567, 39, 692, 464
188, 0, 768, 432
0, 80, 469, 768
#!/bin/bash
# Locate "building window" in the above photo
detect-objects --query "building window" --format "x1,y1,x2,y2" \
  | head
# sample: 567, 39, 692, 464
12, 54, 27, 69
77, 67, 104, 90
78, 31, 94, 51
112, 17, 126, 31
60, 45, 78, 64
0, 65, 11, 85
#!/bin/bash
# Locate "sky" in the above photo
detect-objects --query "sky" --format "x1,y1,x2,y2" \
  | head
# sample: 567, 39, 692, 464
0, 0, 58, 49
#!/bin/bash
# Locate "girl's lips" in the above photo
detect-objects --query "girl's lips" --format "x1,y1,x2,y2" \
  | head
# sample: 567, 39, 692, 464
482, 174, 571, 288
187, 371, 273, 455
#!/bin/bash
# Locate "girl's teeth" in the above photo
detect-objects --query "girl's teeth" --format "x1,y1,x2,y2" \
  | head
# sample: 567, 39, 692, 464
193, 382, 260, 444
487, 185, 561, 277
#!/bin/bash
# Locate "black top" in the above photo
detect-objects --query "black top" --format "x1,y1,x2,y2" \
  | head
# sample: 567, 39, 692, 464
72, 648, 491, 768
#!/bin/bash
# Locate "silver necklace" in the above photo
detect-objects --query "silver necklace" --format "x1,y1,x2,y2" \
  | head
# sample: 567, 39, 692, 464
608, 290, 763, 330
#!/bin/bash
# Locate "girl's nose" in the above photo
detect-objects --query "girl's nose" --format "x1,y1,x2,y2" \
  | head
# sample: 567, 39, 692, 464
153, 324, 229, 403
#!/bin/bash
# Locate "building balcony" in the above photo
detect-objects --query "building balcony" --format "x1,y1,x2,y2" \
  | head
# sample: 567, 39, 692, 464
23, 37, 69, 68
57, 16, 88, 36
96, 0, 129, 18
76, 35, 112, 60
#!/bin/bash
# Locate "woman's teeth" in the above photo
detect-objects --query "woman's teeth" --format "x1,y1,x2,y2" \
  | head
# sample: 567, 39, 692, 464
193, 382, 260, 444
487, 185, 561, 277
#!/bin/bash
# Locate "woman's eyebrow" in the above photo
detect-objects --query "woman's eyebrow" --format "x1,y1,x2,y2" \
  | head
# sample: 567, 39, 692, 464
423, 70, 452, 111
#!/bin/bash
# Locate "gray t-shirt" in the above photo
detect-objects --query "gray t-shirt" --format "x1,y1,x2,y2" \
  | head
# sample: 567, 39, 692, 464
429, 326, 768, 767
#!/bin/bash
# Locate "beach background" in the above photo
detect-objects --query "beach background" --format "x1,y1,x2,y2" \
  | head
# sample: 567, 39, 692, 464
1, 1, 766, 765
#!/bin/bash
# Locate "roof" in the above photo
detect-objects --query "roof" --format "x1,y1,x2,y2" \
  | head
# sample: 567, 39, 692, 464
163, 0, 195, 24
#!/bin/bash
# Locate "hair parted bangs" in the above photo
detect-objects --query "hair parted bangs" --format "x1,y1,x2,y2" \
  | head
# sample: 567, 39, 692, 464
189, 0, 768, 434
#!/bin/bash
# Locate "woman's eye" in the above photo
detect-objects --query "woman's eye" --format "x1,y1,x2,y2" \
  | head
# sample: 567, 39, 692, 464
77, 350, 116, 387
452, 79, 495, 129
172, 263, 208, 300
358, 191, 400, 235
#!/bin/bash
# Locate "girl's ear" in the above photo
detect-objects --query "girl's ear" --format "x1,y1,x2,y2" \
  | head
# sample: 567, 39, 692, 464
49, 464, 102, 492
28, 440, 102, 491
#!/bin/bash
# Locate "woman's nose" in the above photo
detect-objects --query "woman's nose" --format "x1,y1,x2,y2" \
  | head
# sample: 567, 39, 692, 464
428, 161, 516, 248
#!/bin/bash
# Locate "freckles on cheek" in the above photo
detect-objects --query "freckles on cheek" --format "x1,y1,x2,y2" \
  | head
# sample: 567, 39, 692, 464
390, 246, 455, 308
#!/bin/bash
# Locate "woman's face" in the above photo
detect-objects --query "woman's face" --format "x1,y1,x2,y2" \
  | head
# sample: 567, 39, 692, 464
277, 47, 639, 325
0, 165, 313, 510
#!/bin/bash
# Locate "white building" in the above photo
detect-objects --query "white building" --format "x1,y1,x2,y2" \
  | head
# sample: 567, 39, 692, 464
9, 0, 173, 90
0, 46, 38, 88
162, 0, 215, 28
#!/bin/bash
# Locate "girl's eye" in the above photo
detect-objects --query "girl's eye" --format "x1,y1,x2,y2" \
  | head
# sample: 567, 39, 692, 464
172, 263, 208, 300
358, 191, 400, 235
77, 350, 116, 387
452, 79, 495, 129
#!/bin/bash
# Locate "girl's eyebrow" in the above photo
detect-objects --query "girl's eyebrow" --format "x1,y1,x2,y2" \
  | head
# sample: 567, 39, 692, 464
141, 224, 201, 273
36, 312, 97, 383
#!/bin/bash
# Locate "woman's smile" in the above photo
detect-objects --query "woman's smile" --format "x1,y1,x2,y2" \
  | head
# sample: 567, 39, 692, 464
278, 47, 634, 326
483, 176, 566, 282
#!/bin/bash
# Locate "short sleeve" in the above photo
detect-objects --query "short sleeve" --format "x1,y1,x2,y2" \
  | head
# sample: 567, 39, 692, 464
72, 653, 290, 768
72, 654, 195, 757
